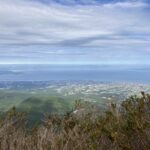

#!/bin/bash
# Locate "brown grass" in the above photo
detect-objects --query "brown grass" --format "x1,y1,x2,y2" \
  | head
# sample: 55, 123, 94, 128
0, 92, 150, 150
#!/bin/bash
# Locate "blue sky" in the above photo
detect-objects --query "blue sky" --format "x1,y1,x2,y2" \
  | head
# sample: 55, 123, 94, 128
0, 0, 150, 65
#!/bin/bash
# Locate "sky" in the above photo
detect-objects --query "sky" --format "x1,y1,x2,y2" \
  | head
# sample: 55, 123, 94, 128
0, 0, 150, 65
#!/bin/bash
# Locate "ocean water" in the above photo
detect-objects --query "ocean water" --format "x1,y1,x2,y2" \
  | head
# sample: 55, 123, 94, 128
0, 64, 150, 84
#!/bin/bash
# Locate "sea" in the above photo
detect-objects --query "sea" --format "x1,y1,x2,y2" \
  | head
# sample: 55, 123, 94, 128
0, 64, 150, 84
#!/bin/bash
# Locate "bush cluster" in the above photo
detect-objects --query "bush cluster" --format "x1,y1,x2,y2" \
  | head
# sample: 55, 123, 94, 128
0, 92, 150, 150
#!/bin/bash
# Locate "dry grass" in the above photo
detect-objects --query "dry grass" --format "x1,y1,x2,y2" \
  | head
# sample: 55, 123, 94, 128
0, 92, 150, 150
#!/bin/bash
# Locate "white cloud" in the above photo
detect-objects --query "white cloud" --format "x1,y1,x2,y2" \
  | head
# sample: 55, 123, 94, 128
103, 1, 147, 8
0, 0, 149, 45
0, 0, 150, 64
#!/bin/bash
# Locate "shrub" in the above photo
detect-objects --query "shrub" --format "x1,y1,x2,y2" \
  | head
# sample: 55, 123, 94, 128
0, 92, 150, 150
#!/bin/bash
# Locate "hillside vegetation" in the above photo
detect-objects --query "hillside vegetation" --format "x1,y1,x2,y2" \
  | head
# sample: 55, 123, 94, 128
0, 92, 150, 150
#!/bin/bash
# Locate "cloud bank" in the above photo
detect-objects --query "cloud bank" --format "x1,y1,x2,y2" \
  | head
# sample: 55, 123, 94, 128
0, 0, 150, 64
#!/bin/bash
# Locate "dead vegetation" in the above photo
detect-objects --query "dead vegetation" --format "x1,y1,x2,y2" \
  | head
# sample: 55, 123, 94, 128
0, 92, 150, 150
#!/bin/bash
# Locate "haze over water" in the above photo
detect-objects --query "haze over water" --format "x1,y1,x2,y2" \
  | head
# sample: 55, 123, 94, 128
0, 64, 150, 84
